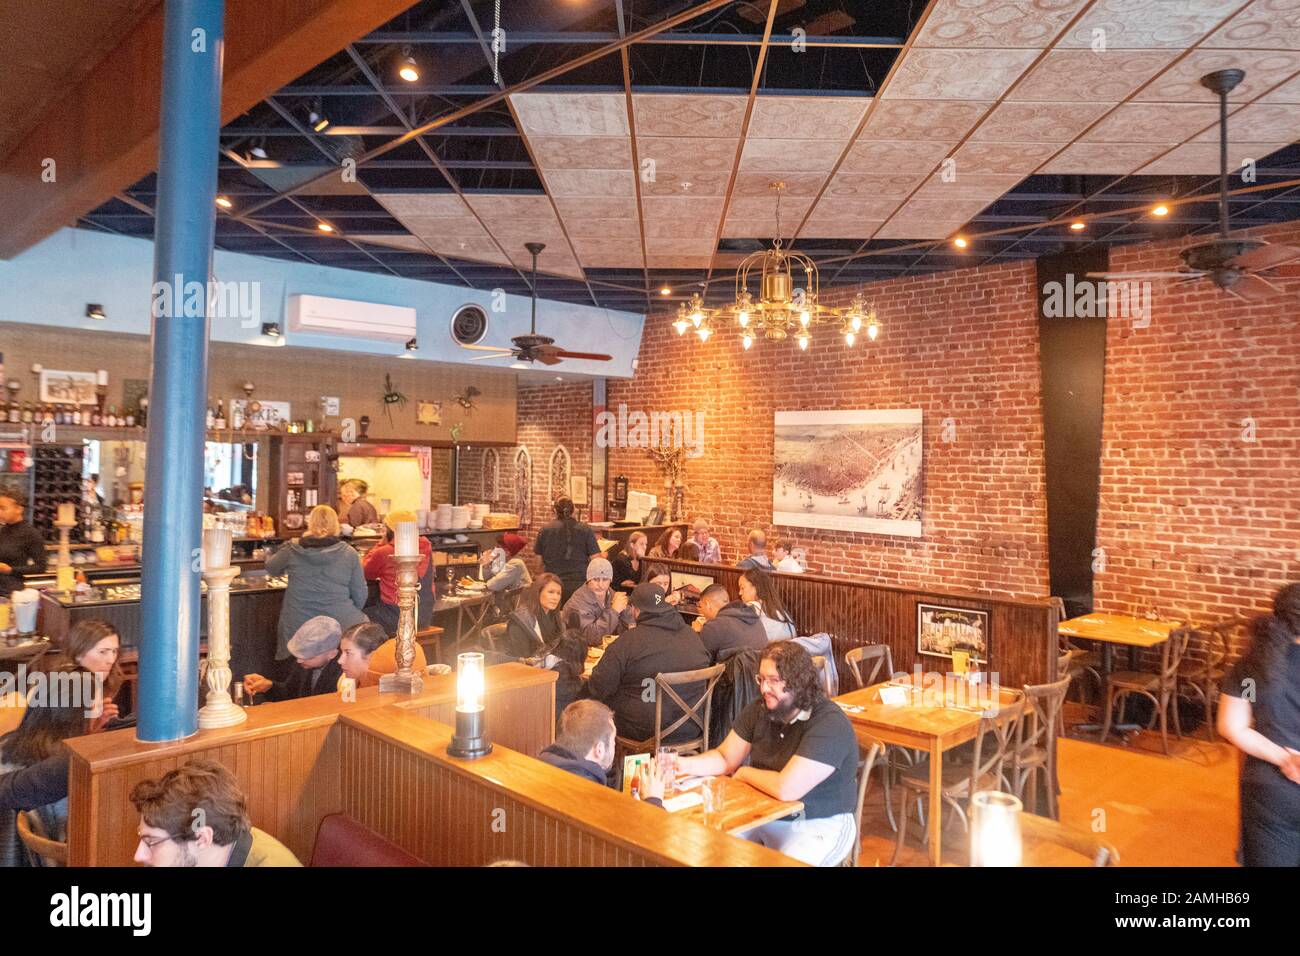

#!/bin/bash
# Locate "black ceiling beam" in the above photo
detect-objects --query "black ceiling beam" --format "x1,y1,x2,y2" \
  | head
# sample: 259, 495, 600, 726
357, 31, 905, 48
222, 125, 522, 137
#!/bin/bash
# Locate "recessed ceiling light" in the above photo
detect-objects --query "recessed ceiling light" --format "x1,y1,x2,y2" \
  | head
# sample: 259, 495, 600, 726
1151, 203, 1170, 217
398, 50, 420, 83
1069, 220, 1086, 231
215, 195, 232, 209
953, 236, 968, 249
317, 222, 334, 233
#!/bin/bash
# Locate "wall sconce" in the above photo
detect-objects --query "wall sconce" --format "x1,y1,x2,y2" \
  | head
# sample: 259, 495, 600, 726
261, 323, 281, 339
447, 651, 492, 758
970, 791, 1022, 866
405, 338, 418, 351
86, 304, 106, 320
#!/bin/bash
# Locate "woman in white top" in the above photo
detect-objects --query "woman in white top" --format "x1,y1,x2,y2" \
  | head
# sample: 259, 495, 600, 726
739, 568, 797, 641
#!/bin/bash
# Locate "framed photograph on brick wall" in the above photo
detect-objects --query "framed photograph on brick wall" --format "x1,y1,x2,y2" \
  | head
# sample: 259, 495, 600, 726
773, 408, 924, 537
917, 603, 990, 664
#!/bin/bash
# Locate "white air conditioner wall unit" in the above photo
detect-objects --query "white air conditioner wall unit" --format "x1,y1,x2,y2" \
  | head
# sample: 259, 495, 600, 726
287, 294, 417, 342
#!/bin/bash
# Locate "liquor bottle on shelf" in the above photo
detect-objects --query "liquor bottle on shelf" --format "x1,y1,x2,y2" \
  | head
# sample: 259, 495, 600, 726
124, 407, 135, 428
231, 401, 244, 430
137, 397, 148, 428
214, 399, 226, 430
91, 405, 102, 427
21, 402, 32, 424
7, 401, 19, 424
72, 406, 83, 427
106, 406, 118, 428
206, 401, 215, 430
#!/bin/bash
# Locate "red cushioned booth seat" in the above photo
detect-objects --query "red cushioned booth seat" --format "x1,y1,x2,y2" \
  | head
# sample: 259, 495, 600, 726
309, 813, 425, 867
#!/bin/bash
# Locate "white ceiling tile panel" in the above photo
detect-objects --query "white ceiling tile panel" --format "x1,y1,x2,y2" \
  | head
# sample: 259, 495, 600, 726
914, 0, 1092, 49
1057, 0, 1250, 49
882, 48, 1040, 100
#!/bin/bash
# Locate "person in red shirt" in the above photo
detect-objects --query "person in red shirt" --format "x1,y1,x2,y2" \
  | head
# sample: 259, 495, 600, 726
362, 510, 432, 634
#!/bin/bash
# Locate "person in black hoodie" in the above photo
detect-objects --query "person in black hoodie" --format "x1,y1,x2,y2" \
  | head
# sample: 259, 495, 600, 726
588, 583, 711, 746
692, 584, 768, 661
0, 491, 46, 598
537, 700, 667, 808
242, 616, 343, 702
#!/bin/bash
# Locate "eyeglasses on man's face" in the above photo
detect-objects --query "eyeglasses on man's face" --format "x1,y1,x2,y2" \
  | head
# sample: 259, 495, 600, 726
755, 674, 786, 689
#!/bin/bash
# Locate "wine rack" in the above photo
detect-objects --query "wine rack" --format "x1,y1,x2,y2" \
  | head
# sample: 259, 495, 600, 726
32, 443, 86, 543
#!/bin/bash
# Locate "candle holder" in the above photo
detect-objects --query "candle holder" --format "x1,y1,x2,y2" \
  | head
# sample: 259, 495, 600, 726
447, 651, 492, 759
970, 790, 1022, 867
53, 518, 75, 593
378, 552, 424, 694
197, 565, 248, 729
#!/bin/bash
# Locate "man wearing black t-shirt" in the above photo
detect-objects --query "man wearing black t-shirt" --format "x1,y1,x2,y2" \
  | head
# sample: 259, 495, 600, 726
676, 640, 859, 866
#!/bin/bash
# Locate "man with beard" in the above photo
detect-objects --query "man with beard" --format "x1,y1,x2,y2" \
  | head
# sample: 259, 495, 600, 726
131, 759, 301, 867
675, 641, 859, 866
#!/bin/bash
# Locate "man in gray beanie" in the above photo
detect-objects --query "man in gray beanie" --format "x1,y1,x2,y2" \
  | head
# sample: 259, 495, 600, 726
242, 615, 344, 701
560, 555, 634, 647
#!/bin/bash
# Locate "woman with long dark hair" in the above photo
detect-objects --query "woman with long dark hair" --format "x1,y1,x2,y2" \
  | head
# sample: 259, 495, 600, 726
58, 619, 124, 728
534, 496, 600, 603
503, 573, 584, 720
610, 531, 647, 593
1219, 583, 1300, 866
648, 525, 684, 560
0, 662, 97, 866
739, 568, 797, 641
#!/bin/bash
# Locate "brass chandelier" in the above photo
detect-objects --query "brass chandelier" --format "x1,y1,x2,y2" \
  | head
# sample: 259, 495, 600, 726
674, 182, 880, 351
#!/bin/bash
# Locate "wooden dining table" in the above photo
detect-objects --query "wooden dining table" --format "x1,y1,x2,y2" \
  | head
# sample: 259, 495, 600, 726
665, 774, 803, 837
832, 675, 1023, 867
1058, 612, 1178, 736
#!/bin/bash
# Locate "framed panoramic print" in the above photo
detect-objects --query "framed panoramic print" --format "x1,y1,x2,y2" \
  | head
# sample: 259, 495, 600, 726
917, 603, 991, 664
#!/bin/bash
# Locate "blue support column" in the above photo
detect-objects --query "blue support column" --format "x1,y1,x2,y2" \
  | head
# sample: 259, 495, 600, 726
138, 0, 225, 741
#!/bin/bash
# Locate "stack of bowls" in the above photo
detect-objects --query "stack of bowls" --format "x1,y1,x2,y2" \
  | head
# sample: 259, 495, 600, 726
434, 503, 453, 531
450, 505, 471, 529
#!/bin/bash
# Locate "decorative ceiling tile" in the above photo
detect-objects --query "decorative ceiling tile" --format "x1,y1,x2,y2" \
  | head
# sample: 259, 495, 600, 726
632, 93, 748, 138
796, 220, 887, 239
1202, 0, 1300, 49
643, 237, 716, 257
725, 196, 813, 220
948, 140, 1061, 173
861, 99, 994, 140
1081, 103, 1219, 142
570, 237, 644, 260
914, 0, 1091, 48
839, 139, 954, 172
644, 218, 719, 238
363, 235, 432, 253
1135, 50, 1300, 102
1262, 75, 1300, 103
1058, 0, 1250, 48
1039, 141, 1173, 173
1191, 102, 1300, 142
722, 219, 784, 238
464, 194, 555, 219
396, 216, 491, 239
1138, 141, 1295, 174
874, 218, 968, 240
739, 138, 846, 172
641, 169, 731, 196
553, 197, 640, 221
527, 135, 633, 170
970, 101, 1114, 142
372, 193, 469, 218
882, 48, 1040, 100
734, 171, 828, 196
566, 218, 643, 239
511, 92, 629, 136
824, 171, 929, 198
645, 255, 715, 269
912, 171, 1025, 199
807, 196, 904, 220
429, 238, 511, 264
575, 250, 643, 268
895, 196, 998, 220
636, 136, 739, 172
642, 196, 726, 220
1006, 49, 1173, 102
480, 217, 568, 239
747, 96, 871, 139
543, 168, 636, 198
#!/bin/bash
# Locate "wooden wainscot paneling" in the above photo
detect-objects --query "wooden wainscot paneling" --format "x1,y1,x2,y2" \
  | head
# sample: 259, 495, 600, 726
65, 664, 556, 866
338, 707, 803, 867
654, 558, 1057, 689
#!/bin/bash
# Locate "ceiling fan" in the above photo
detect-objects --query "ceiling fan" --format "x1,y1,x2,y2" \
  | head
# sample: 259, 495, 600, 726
458, 241, 613, 366
1088, 69, 1300, 302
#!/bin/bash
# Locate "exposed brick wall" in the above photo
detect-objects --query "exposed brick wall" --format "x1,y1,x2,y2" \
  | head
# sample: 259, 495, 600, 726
465, 223, 1299, 636
1094, 220, 1300, 640
604, 260, 1051, 599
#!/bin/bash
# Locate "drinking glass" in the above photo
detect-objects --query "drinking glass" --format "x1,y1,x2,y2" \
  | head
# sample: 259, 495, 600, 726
701, 777, 726, 829
656, 747, 678, 791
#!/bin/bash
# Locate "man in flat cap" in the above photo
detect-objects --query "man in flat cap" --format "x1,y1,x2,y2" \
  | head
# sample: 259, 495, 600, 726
242, 615, 344, 701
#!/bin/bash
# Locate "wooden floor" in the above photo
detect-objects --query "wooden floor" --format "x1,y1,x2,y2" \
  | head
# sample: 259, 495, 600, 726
855, 707, 1241, 867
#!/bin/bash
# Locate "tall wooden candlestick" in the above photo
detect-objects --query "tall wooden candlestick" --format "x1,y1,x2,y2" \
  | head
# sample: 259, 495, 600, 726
54, 518, 75, 593
197, 565, 248, 728
379, 552, 424, 694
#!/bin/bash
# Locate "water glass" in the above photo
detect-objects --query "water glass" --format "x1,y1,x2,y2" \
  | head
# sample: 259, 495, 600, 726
701, 777, 726, 829
656, 747, 678, 790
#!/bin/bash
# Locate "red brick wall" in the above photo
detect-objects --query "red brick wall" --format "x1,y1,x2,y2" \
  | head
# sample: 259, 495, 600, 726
1094, 220, 1300, 632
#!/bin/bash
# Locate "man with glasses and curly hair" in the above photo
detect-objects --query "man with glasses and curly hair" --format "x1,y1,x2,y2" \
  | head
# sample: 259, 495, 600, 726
676, 641, 859, 866
130, 759, 301, 867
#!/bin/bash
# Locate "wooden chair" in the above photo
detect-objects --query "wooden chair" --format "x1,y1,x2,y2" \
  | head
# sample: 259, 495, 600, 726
891, 695, 1027, 865
1100, 627, 1192, 754
1178, 618, 1243, 741
414, 625, 445, 665
479, 622, 508, 655
16, 811, 67, 867
1010, 675, 1071, 820
842, 739, 884, 867
844, 643, 912, 832
615, 663, 726, 758
1053, 596, 1100, 705
1021, 812, 1120, 867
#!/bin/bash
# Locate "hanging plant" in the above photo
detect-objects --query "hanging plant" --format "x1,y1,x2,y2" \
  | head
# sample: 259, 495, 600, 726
380, 373, 407, 425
